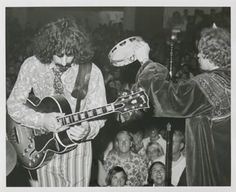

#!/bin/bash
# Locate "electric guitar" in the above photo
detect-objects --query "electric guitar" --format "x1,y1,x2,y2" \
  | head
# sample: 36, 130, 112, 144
7, 89, 149, 170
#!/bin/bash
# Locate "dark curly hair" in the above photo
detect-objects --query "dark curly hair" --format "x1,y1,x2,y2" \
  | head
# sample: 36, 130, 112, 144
198, 27, 230, 67
32, 17, 94, 64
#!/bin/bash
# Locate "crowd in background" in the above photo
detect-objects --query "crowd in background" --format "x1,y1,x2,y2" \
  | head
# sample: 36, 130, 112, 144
92, 118, 186, 186
6, 8, 230, 186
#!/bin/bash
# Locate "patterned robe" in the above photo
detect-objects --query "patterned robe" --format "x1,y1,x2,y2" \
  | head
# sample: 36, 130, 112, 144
134, 60, 230, 186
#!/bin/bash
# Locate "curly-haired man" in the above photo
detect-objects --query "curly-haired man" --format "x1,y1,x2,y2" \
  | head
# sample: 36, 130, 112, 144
7, 17, 107, 186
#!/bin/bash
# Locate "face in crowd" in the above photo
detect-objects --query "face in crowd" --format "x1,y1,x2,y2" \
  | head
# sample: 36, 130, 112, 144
110, 171, 127, 187
149, 128, 160, 142
146, 142, 164, 162
131, 131, 144, 152
106, 166, 128, 187
116, 131, 132, 154
150, 162, 166, 186
172, 131, 185, 157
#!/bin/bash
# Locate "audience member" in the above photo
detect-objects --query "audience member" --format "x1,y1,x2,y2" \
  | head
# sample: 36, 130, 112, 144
146, 161, 167, 186
104, 130, 148, 186
143, 126, 166, 154
106, 166, 128, 187
130, 130, 146, 157
146, 142, 165, 166
171, 130, 186, 186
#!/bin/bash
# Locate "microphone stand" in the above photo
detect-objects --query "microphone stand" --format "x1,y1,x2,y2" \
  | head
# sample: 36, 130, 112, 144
169, 28, 180, 82
169, 40, 174, 80
165, 122, 172, 186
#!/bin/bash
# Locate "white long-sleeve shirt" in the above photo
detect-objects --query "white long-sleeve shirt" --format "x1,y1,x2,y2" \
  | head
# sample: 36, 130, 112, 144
7, 56, 107, 139
7, 56, 107, 186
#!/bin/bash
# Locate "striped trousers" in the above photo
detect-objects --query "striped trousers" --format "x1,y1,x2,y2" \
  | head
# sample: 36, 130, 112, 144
32, 142, 92, 187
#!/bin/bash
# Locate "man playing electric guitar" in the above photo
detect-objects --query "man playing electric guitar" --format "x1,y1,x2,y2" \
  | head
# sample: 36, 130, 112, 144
7, 17, 107, 187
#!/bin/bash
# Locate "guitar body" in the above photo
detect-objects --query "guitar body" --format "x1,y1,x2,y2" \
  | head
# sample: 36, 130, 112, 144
7, 95, 77, 170
7, 89, 149, 170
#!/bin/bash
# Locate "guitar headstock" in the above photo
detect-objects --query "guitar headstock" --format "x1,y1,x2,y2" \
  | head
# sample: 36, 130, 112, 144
114, 88, 149, 114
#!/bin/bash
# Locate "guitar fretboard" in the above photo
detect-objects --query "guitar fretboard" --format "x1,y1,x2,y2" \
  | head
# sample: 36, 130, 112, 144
57, 104, 115, 126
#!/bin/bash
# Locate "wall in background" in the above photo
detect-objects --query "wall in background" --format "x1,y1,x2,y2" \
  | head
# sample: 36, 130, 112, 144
6, 7, 128, 31
135, 7, 164, 38
7, 7, 225, 35
163, 7, 223, 28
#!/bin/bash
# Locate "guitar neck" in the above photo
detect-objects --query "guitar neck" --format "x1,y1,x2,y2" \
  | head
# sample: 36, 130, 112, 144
57, 103, 115, 126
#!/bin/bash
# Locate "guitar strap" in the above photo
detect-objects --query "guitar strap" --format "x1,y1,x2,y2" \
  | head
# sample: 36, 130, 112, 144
71, 63, 92, 112
29, 63, 92, 181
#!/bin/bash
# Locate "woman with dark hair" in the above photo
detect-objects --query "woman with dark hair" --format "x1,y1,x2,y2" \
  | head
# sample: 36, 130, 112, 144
7, 17, 107, 186
106, 166, 128, 187
123, 26, 230, 186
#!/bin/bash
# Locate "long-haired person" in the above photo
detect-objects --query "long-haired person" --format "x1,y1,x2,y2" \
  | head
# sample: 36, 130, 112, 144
7, 17, 107, 187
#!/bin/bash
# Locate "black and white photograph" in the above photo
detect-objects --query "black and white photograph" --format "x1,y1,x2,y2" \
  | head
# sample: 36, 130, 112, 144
1, 1, 235, 191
